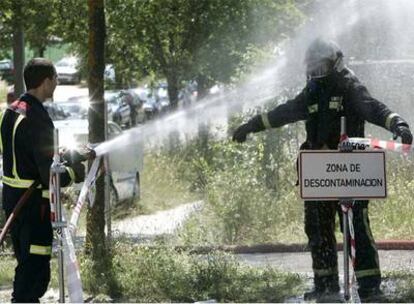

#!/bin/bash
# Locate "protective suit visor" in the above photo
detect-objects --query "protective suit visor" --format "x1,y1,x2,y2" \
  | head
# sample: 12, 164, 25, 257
306, 59, 333, 79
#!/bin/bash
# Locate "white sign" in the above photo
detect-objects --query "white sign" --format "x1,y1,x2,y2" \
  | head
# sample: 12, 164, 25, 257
299, 151, 386, 200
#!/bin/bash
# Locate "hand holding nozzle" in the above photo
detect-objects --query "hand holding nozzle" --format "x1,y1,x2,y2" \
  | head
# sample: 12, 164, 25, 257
61, 146, 96, 184
61, 146, 96, 166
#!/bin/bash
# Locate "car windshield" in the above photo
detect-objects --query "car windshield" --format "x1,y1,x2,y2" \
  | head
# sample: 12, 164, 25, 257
56, 58, 77, 67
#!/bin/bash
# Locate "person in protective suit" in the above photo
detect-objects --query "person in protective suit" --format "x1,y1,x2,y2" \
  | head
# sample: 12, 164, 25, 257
233, 38, 413, 302
0, 58, 86, 302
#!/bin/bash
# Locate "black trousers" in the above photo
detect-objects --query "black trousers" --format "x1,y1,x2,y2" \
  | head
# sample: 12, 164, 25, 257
304, 200, 381, 289
5, 193, 53, 303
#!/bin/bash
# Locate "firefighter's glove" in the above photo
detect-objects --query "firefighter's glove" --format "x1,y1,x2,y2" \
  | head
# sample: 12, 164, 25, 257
62, 149, 88, 166
70, 162, 86, 183
393, 124, 413, 145
233, 123, 253, 143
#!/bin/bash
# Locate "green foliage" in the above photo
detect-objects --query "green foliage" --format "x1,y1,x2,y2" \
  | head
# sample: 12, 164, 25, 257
81, 243, 304, 302
382, 271, 414, 303
0, 0, 64, 57
176, 129, 307, 245
369, 154, 414, 240
79, 251, 120, 297
113, 151, 200, 220
105, 0, 303, 98
0, 256, 15, 287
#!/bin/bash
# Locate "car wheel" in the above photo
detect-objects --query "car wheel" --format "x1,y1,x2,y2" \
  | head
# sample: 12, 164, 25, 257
134, 172, 140, 201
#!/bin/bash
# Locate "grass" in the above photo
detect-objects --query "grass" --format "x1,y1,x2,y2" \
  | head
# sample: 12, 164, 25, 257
112, 152, 201, 220
0, 256, 15, 287
82, 243, 305, 302
4, 247, 414, 303
382, 271, 414, 303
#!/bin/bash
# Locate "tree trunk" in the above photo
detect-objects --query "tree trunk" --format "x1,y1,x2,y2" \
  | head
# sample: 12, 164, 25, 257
196, 74, 209, 101
85, 0, 117, 296
12, 0, 25, 96
166, 73, 179, 109
36, 46, 46, 58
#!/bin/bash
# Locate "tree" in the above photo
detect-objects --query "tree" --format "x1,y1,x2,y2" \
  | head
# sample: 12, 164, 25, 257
106, 0, 302, 105
84, 0, 117, 296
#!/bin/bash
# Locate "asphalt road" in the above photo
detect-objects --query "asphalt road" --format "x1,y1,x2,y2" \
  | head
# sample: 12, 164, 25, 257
237, 250, 414, 274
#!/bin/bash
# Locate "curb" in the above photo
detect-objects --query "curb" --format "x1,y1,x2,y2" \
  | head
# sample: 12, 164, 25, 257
174, 240, 414, 254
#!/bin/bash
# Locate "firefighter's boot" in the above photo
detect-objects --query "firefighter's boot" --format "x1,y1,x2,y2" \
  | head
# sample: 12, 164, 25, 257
357, 276, 384, 302
304, 275, 341, 302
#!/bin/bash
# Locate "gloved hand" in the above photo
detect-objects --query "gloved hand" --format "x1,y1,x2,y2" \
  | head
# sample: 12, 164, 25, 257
70, 162, 86, 183
62, 149, 88, 166
393, 124, 413, 145
232, 123, 253, 143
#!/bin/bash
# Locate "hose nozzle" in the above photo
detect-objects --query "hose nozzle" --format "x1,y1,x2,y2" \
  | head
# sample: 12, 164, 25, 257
62, 146, 96, 165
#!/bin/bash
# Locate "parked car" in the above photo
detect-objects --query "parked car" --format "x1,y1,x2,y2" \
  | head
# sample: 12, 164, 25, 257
56, 101, 88, 119
105, 91, 132, 128
142, 94, 160, 121
55, 57, 81, 84
53, 119, 143, 204
0, 59, 14, 84
44, 101, 71, 120
155, 83, 170, 114
67, 95, 113, 121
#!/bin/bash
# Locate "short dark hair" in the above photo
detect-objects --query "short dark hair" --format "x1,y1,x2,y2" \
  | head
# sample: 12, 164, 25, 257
24, 58, 56, 90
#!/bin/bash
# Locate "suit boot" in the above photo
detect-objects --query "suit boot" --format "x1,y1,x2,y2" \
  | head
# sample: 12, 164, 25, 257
304, 275, 341, 302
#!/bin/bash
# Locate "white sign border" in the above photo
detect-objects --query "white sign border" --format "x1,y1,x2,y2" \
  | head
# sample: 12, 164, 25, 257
299, 150, 387, 200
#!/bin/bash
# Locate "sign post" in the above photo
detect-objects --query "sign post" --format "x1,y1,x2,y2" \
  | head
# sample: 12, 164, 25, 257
340, 117, 350, 302
298, 117, 387, 301
51, 129, 67, 303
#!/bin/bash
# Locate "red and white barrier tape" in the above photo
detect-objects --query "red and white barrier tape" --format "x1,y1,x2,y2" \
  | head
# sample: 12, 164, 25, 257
62, 209, 84, 303
69, 157, 102, 237
49, 174, 57, 222
348, 137, 412, 154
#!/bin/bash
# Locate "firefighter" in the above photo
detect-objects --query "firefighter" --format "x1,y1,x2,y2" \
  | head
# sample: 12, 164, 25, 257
233, 38, 413, 302
0, 58, 85, 302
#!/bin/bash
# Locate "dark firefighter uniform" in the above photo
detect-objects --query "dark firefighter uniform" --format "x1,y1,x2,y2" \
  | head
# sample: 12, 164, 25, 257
235, 67, 411, 294
0, 93, 77, 302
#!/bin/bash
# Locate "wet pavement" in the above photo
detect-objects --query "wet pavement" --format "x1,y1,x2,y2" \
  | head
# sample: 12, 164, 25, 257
237, 250, 414, 274
112, 201, 203, 237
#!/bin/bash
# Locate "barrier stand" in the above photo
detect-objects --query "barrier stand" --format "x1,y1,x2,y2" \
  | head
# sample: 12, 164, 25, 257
339, 116, 353, 302
50, 129, 67, 303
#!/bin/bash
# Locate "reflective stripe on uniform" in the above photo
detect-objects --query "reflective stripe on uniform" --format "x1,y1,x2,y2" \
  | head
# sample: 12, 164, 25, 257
12, 115, 25, 178
42, 190, 49, 199
2, 176, 35, 188
385, 113, 399, 130
261, 113, 272, 129
0, 110, 5, 153
29, 244, 52, 256
329, 97, 343, 111
355, 268, 381, 279
329, 101, 343, 111
313, 267, 338, 277
308, 104, 318, 114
